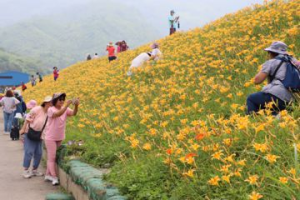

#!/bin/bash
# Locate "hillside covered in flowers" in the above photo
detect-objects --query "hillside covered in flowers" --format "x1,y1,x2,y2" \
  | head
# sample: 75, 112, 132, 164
23, 0, 299, 199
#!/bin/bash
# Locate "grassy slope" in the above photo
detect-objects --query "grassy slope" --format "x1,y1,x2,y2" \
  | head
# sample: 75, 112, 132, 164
23, 0, 299, 199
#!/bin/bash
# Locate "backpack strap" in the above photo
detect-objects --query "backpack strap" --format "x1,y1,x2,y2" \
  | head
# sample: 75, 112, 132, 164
269, 60, 285, 82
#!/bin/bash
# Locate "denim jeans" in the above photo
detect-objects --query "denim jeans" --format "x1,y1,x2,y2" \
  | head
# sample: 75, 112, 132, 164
247, 92, 286, 115
23, 134, 43, 169
3, 112, 14, 132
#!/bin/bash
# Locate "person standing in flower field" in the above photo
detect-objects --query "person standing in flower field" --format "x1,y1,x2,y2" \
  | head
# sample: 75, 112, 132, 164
44, 93, 79, 185
246, 41, 300, 115
127, 42, 162, 76
53, 67, 59, 81
30, 75, 36, 86
169, 10, 179, 35
106, 42, 117, 62
19, 96, 52, 178
36, 72, 43, 82
21, 82, 27, 91
93, 53, 99, 59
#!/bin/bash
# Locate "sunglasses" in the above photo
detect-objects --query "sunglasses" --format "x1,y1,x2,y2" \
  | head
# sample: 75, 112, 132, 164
58, 97, 65, 101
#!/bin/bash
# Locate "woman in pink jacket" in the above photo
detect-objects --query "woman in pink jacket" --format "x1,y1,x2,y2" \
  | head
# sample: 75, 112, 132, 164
44, 93, 79, 185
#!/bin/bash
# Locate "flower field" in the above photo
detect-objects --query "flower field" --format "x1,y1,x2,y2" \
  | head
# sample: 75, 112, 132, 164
23, 0, 299, 199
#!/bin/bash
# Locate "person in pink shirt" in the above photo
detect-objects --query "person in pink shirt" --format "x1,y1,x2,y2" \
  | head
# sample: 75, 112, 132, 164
106, 42, 117, 62
20, 96, 52, 178
44, 93, 79, 185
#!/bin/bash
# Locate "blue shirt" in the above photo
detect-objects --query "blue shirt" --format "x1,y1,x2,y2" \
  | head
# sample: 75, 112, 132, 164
168, 15, 177, 28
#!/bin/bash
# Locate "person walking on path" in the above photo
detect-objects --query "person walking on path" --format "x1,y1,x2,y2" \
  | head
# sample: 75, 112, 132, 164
53, 67, 59, 81
169, 10, 179, 35
106, 42, 117, 62
127, 42, 162, 76
19, 96, 52, 178
246, 41, 299, 115
0, 90, 20, 134
44, 93, 79, 185
36, 72, 43, 82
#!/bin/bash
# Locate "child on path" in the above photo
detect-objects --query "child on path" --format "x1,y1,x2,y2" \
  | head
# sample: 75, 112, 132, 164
44, 93, 79, 185
20, 96, 52, 178
127, 42, 162, 76
106, 42, 117, 62
53, 67, 59, 81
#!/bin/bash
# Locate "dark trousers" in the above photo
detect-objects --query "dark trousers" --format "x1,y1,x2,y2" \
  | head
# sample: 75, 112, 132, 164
108, 56, 117, 62
246, 92, 286, 115
170, 28, 176, 35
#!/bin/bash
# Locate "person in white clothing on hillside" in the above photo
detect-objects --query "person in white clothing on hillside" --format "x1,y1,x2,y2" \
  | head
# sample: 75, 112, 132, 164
127, 42, 162, 76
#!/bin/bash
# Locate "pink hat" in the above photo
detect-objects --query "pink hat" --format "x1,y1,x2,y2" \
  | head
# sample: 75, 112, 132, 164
26, 100, 37, 109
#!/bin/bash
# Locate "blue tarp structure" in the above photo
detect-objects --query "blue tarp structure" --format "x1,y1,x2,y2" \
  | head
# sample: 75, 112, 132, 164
0, 70, 29, 93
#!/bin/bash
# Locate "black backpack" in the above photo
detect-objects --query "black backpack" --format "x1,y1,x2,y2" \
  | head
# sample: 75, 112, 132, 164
10, 120, 20, 141
21, 101, 27, 113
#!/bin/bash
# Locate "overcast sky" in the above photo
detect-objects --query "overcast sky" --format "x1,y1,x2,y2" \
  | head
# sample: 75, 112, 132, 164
0, 0, 267, 38
0, 0, 265, 29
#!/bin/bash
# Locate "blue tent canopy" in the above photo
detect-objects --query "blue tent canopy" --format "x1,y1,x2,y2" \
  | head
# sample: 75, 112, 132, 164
0, 70, 30, 86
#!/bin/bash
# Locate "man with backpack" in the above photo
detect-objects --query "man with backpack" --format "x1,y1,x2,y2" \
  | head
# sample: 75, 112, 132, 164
246, 41, 300, 115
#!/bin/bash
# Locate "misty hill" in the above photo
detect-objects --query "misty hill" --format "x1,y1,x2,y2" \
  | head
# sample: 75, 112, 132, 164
0, 48, 47, 74
0, 1, 160, 69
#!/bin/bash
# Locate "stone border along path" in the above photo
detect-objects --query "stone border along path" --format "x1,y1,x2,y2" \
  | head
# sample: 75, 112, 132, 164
0, 112, 59, 200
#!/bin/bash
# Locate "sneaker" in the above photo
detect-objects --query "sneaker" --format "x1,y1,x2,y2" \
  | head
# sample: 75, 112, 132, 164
23, 170, 32, 178
4, 131, 10, 135
32, 170, 44, 176
44, 175, 54, 182
52, 177, 59, 186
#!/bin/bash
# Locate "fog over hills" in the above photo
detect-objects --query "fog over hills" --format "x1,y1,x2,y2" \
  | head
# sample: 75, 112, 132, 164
0, 0, 264, 72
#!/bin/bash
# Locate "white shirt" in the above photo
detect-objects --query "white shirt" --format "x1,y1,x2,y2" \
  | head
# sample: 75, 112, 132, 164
151, 48, 162, 60
0, 97, 20, 113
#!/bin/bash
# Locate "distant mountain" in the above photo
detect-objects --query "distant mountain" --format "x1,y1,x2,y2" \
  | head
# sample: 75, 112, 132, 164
0, 1, 160, 69
0, 48, 47, 75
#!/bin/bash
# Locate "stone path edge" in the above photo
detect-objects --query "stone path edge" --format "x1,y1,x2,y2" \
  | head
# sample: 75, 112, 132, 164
56, 145, 126, 200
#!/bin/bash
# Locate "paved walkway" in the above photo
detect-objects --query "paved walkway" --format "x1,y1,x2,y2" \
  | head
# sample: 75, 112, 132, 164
0, 113, 58, 200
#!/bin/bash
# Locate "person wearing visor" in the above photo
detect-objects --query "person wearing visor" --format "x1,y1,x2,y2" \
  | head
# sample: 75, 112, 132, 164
44, 93, 80, 185
20, 96, 52, 178
246, 41, 299, 115
127, 42, 162, 76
